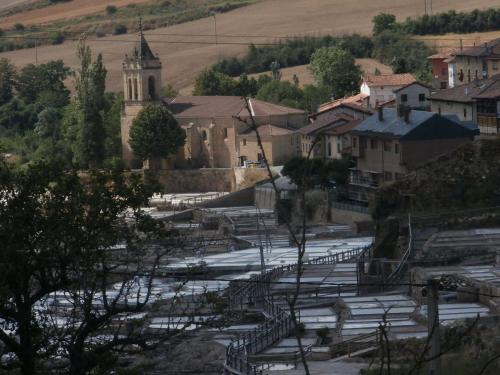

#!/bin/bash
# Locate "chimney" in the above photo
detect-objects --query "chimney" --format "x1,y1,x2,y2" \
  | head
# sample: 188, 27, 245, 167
404, 108, 411, 124
397, 104, 405, 118
378, 107, 384, 121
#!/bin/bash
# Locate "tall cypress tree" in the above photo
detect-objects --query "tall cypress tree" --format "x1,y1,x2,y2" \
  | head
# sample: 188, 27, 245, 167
74, 39, 107, 169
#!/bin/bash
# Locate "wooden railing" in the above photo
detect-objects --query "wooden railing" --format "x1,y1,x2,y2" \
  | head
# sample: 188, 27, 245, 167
224, 244, 371, 375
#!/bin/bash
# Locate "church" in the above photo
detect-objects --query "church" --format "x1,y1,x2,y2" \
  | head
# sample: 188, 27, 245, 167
120, 28, 308, 169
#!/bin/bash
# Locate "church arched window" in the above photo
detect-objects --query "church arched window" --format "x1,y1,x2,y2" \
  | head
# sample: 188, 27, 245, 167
128, 78, 133, 100
202, 130, 208, 142
148, 76, 156, 99
133, 78, 139, 100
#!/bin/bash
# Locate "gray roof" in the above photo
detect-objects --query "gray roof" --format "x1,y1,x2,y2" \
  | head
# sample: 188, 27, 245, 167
352, 108, 434, 137
429, 74, 500, 103
352, 108, 475, 140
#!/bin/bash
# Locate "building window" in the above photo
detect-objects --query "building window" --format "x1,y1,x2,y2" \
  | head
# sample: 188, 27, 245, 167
128, 78, 132, 100
133, 78, 138, 100
327, 142, 332, 157
464, 108, 467, 118
148, 76, 156, 99
440, 82, 447, 89
257, 153, 263, 162
242, 138, 246, 146
202, 130, 208, 142
383, 141, 391, 152
384, 171, 393, 181
401, 94, 408, 103
467, 69, 471, 82
394, 143, 399, 154
223, 128, 228, 139
353, 137, 357, 148
370, 139, 377, 150
493, 61, 499, 70
337, 143, 341, 153
438, 106, 442, 114
419, 93, 426, 102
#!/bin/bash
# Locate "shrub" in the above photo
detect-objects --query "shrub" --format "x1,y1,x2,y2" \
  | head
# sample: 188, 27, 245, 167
105, 5, 117, 15
13, 23, 25, 32
112, 24, 128, 35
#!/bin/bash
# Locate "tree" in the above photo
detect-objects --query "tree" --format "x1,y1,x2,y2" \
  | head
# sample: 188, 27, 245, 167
0, 161, 167, 375
308, 47, 361, 99
256, 80, 304, 108
73, 39, 107, 169
192, 68, 238, 96
0, 58, 15, 106
15, 60, 70, 107
129, 104, 185, 164
373, 13, 398, 35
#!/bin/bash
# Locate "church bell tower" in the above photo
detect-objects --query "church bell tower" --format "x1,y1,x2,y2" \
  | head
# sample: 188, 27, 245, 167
121, 21, 162, 167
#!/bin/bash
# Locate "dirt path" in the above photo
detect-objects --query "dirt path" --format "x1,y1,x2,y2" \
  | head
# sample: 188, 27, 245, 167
0, 0, 151, 28
1, 0, 498, 93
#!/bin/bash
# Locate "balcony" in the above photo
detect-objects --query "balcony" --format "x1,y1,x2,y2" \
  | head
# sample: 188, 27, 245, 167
349, 169, 381, 188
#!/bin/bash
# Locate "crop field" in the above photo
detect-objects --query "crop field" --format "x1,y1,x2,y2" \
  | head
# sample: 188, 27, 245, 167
1, 0, 499, 93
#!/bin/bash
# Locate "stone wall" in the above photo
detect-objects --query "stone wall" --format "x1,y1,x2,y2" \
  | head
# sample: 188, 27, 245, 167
153, 168, 269, 193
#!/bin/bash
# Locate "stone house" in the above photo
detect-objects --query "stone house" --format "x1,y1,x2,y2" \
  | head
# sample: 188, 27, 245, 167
393, 82, 431, 110
360, 73, 416, 108
429, 74, 500, 134
120, 29, 307, 169
349, 108, 476, 203
446, 38, 500, 88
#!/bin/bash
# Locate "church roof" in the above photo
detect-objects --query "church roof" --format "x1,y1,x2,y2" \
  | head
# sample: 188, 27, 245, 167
130, 22, 158, 61
164, 96, 305, 118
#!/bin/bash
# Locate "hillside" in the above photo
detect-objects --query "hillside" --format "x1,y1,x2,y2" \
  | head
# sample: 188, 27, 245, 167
0, 1, 36, 12
1, 0, 500, 93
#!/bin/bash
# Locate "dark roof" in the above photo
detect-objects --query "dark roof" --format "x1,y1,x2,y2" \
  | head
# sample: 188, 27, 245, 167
129, 25, 158, 61
298, 114, 352, 136
352, 108, 475, 140
429, 74, 500, 103
165, 96, 305, 118
321, 119, 362, 136
393, 81, 432, 93
454, 38, 500, 57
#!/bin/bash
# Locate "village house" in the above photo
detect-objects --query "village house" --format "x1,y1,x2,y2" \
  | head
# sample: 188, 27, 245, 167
429, 74, 500, 134
428, 51, 454, 89
393, 82, 431, 110
446, 38, 500, 88
120, 29, 307, 169
297, 114, 361, 160
360, 73, 416, 108
348, 107, 476, 203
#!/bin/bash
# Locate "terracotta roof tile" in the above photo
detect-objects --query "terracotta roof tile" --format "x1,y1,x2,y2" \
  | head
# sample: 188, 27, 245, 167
363, 73, 416, 87
318, 93, 369, 112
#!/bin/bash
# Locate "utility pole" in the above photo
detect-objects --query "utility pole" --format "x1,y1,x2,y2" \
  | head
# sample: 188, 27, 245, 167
427, 279, 442, 375
212, 13, 219, 60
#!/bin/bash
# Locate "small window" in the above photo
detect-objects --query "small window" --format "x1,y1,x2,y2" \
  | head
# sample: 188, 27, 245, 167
440, 82, 447, 89
337, 143, 341, 153
384, 171, 393, 181
223, 128, 228, 139
438, 106, 442, 114
353, 137, 357, 148
202, 130, 207, 141
464, 108, 467, 118
493, 61, 499, 70
419, 93, 426, 102
242, 138, 247, 146
401, 94, 408, 103
383, 141, 391, 152
394, 143, 399, 154
370, 139, 377, 150
327, 143, 332, 157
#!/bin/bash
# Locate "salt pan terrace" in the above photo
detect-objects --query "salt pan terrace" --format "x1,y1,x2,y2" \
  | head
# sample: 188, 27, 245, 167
165, 237, 373, 273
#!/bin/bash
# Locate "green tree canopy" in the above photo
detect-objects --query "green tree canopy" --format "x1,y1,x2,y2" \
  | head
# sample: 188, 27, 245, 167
0, 58, 16, 106
193, 68, 238, 96
256, 80, 304, 108
129, 104, 185, 162
308, 47, 361, 100
372, 13, 398, 35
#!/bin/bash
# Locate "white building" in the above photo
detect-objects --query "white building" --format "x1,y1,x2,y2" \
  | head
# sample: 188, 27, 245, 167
394, 82, 431, 110
360, 73, 416, 108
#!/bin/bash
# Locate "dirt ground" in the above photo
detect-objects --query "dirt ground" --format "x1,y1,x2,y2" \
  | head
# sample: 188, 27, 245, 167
0, 0, 37, 12
0, 0, 152, 28
1, 0, 499, 93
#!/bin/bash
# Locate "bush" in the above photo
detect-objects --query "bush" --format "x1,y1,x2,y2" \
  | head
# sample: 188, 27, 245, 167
13, 23, 25, 32
105, 5, 117, 15
112, 24, 128, 35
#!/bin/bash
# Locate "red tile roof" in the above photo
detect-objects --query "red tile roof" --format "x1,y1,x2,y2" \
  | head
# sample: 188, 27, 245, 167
239, 124, 294, 136
363, 73, 416, 87
318, 93, 369, 113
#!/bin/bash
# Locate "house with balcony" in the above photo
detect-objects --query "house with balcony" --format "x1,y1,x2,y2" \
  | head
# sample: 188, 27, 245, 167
429, 74, 500, 134
348, 107, 476, 203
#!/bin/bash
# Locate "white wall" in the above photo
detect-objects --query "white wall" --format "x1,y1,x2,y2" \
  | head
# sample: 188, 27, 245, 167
395, 84, 430, 108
